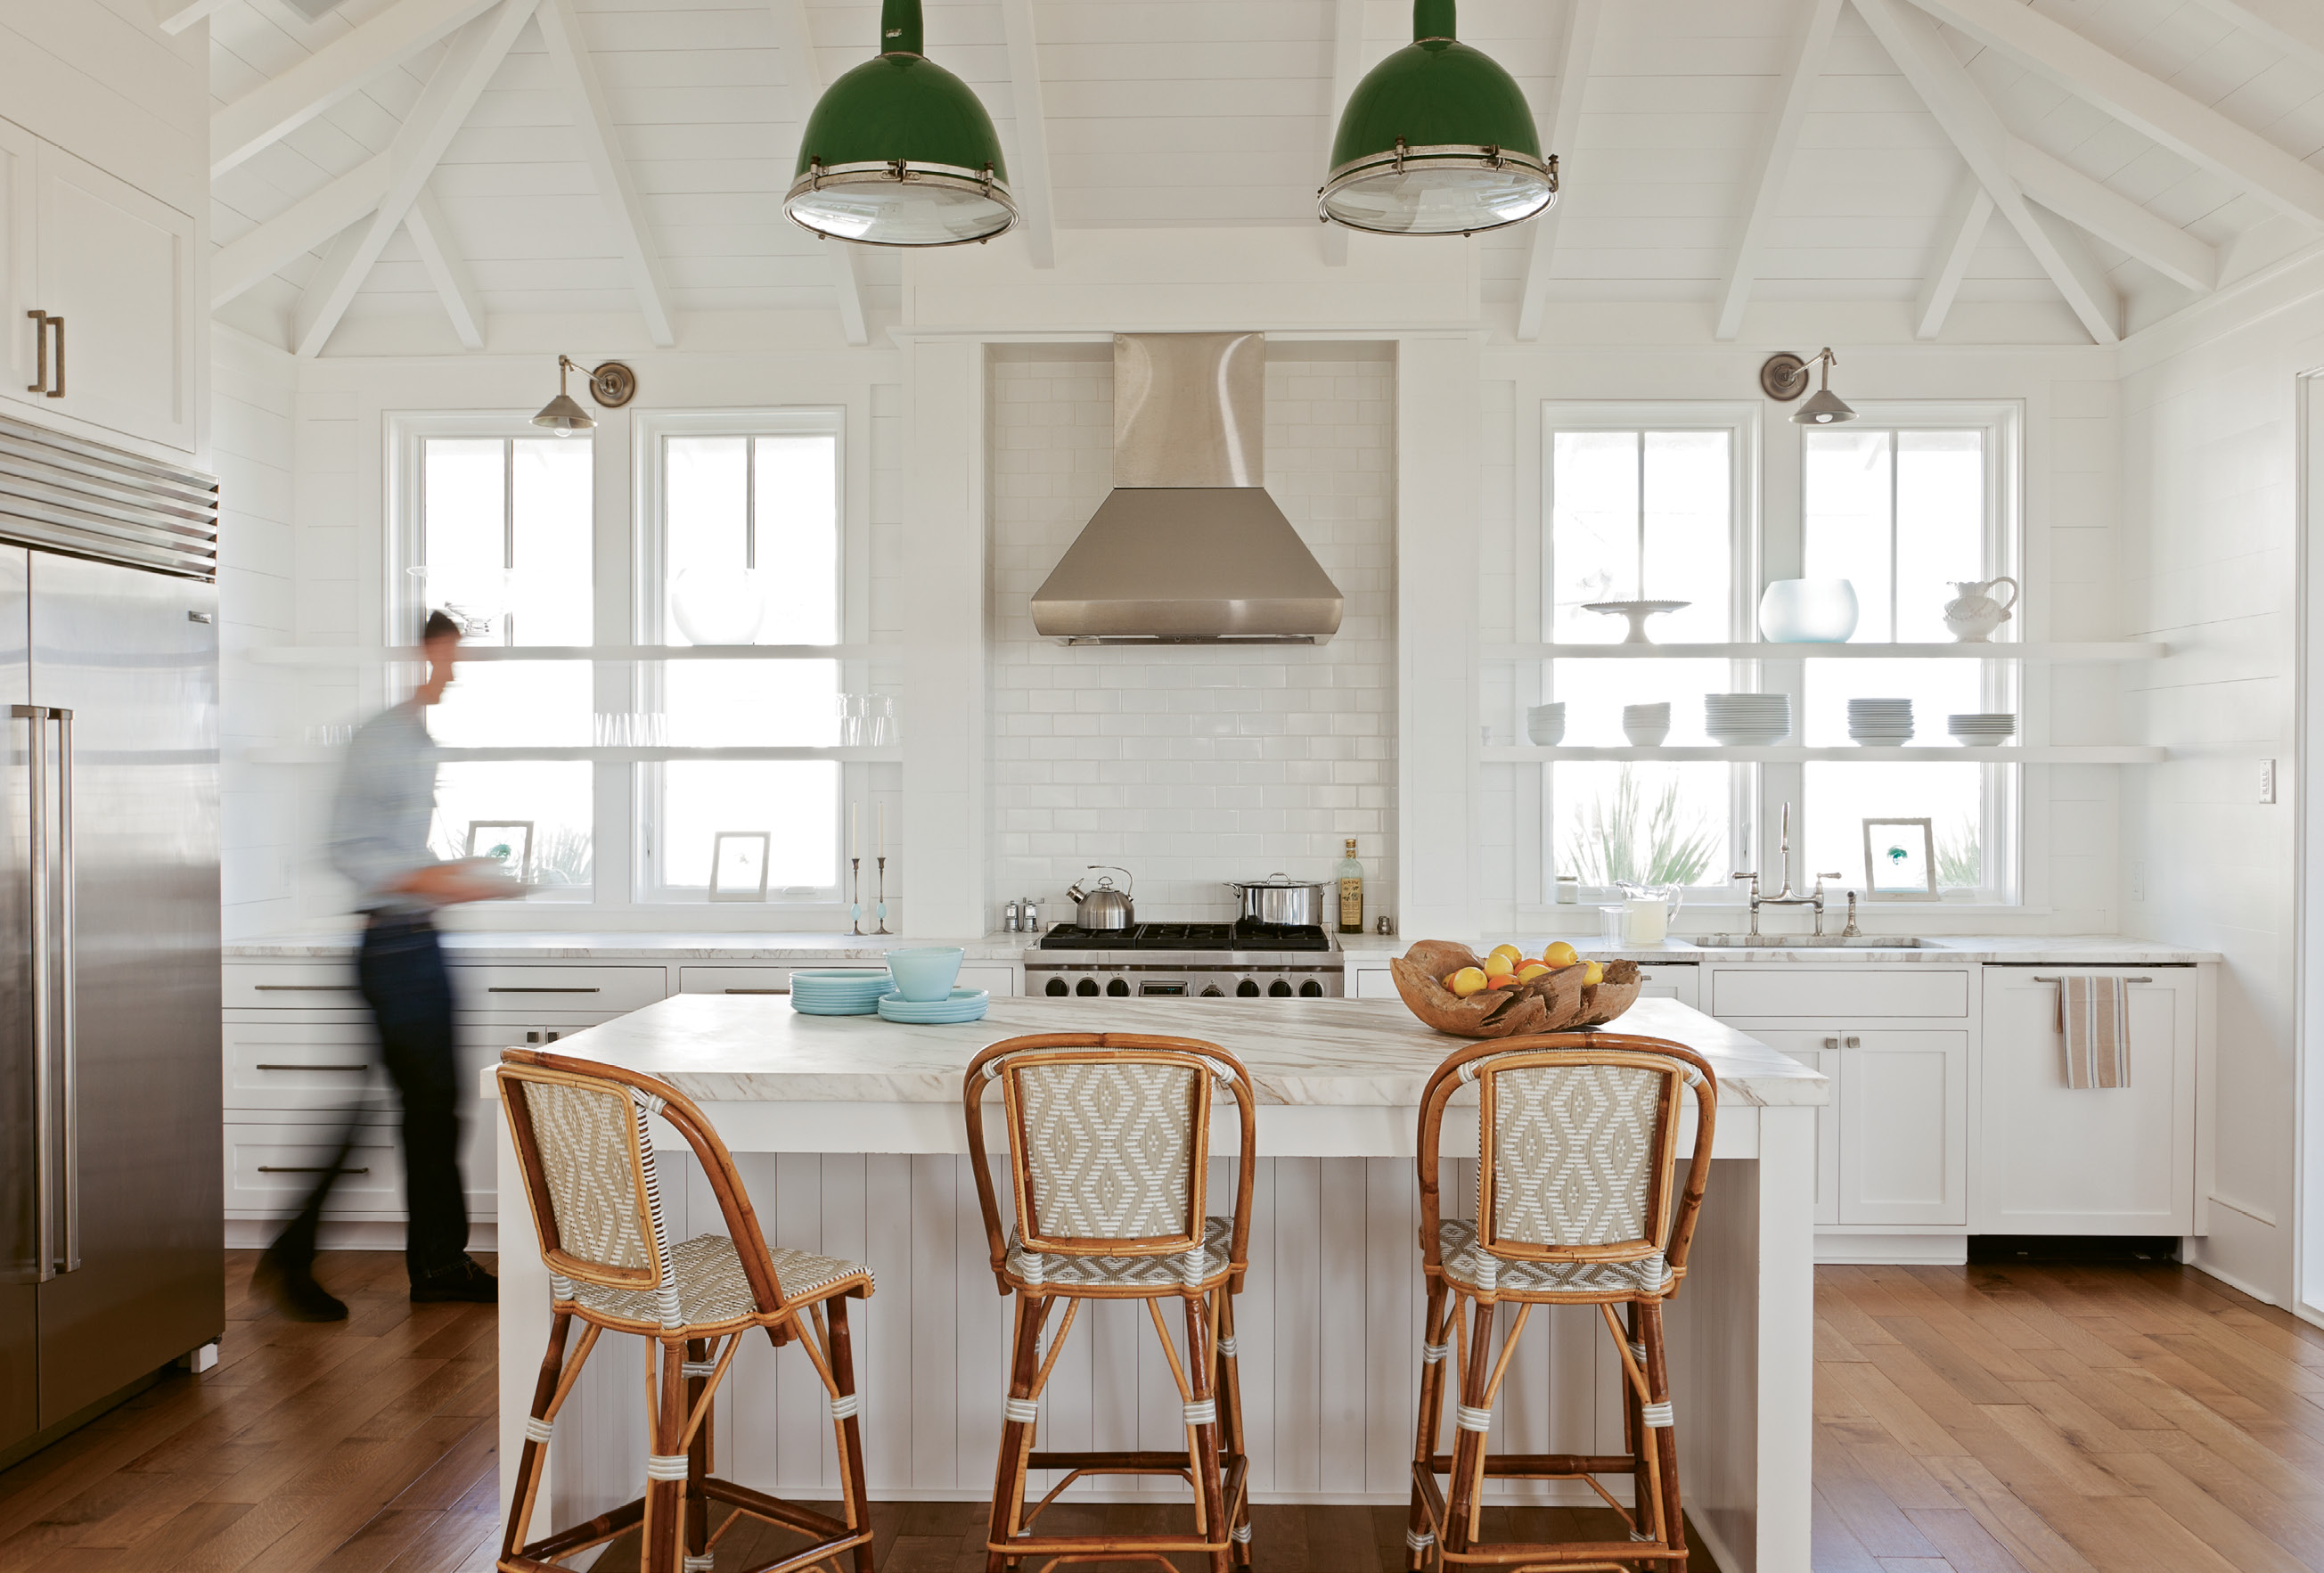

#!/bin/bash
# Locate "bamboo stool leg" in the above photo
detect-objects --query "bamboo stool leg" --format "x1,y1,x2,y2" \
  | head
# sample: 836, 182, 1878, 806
1624, 1301, 1652, 1554
1643, 1300, 1686, 1567
683, 1337, 709, 1573
642, 1340, 689, 1573
986, 1292, 1043, 1573
823, 1297, 877, 1573
1404, 1282, 1449, 1570
1441, 1295, 1493, 1564
503, 1311, 573, 1563
1212, 1283, 1253, 1570
1174, 1293, 1230, 1573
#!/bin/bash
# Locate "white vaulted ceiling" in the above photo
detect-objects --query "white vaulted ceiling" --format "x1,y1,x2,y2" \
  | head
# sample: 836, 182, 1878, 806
193, 0, 2324, 354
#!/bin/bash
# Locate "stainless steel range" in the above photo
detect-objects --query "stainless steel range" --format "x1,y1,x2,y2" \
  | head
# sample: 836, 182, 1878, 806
1024, 921, 1344, 998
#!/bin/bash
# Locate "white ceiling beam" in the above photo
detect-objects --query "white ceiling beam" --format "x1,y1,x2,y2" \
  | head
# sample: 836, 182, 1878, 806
159, 0, 233, 35
2186, 0, 2324, 74
766, 0, 869, 344
210, 0, 501, 179
536, 0, 675, 347
995, 0, 1056, 268
1714, 0, 1845, 341
1853, 0, 2118, 343
214, 152, 394, 307
1900, 0, 2324, 229
1517, 0, 1604, 342
1320, 0, 1366, 266
293, 0, 540, 357
2004, 137, 2216, 291
1914, 176, 1992, 339
404, 184, 486, 349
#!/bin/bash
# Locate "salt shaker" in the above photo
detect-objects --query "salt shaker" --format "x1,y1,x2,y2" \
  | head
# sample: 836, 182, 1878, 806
1022, 896, 1040, 931
1003, 898, 1020, 932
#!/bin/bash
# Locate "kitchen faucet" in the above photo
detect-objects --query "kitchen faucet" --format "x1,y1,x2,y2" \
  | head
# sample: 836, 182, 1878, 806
1731, 803, 1845, 938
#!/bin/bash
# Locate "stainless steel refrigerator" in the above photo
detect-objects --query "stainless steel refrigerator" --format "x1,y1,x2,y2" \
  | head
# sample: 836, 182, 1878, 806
0, 417, 221, 1465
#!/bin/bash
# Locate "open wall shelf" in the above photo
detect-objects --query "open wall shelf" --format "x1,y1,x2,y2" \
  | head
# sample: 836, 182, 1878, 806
1480, 643, 2166, 661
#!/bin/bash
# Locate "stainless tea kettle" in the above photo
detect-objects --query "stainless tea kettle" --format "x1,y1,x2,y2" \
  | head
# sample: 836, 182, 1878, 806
1066, 866, 1136, 930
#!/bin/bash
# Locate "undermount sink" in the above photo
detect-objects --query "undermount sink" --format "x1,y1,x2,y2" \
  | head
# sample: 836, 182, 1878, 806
1684, 935, 1943, 949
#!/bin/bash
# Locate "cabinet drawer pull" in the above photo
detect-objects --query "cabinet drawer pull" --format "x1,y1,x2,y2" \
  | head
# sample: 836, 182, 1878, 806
487, 986, 601, 994
1844, 1035, 1860, 1049
254, 1062, 368, 1071
2031, 975, 2151, 984
25, 310, 60, 398
1821, 1036, 1839, 1049
724, 987, 788, 995
257, 1166, 370, 1175
254, 984, 359, 992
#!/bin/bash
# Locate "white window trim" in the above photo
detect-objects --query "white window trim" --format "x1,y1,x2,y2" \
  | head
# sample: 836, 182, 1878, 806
632, 408, 850, 908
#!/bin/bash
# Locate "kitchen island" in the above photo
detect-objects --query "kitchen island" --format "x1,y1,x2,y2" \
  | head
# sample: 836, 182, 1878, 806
494, 995, 1824, 1573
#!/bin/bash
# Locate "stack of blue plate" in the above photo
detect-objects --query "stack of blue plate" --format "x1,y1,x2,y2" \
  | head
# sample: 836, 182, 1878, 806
876, 987, 991, 1024
790, 970, 890, 1016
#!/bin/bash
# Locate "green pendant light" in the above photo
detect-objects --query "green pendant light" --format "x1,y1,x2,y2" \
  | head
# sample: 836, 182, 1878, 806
784, 0, 1017, 247
1320, 0, 1557, 236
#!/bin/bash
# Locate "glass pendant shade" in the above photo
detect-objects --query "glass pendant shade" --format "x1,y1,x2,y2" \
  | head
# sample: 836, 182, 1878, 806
785, 0, 1017, 246
1321, 0, 1554, 235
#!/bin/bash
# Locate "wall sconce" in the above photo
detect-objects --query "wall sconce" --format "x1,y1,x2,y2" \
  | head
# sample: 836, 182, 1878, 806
532, 356, 637, 435
1760, 348, 1856, 425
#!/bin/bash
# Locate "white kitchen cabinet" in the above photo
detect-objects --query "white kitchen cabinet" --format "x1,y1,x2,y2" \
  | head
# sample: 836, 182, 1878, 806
1635, 963, 1698, 1009
1353, 965, 1397, 999
0, 139, 196, 453
1838, 1030, 1970, 1227
1976, 966, 2197, 1234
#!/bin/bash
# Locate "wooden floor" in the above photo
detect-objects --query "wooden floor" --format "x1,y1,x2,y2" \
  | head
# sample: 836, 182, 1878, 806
3, 1250, 2322, 1570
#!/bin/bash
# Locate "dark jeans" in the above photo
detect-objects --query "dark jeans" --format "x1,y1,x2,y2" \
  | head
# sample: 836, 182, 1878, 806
271, 915, 468, 1284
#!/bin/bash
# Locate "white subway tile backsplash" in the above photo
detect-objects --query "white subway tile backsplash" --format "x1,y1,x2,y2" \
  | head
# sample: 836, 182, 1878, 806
986, 348, 1397, 922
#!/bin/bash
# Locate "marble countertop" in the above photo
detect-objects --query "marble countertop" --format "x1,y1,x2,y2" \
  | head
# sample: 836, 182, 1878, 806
527, 994, 1827, 1109
1339, 934, 2222, 965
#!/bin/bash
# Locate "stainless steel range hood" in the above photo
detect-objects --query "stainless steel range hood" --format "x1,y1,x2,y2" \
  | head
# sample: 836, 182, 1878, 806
1030, 332, 1345, 643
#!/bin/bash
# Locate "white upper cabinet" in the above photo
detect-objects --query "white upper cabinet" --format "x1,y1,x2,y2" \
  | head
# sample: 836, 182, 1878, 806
1, 142, 198, 454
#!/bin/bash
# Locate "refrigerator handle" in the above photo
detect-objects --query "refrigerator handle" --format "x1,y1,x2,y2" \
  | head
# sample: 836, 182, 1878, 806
53, 708, 73, 1274
13, 704, 50, 1282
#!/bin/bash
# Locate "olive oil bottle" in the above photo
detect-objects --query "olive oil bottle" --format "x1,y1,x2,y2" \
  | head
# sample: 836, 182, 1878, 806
1336, 839, 1364, 934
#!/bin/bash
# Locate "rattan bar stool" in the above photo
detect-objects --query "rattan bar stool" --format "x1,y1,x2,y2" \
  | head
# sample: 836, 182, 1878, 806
1404, 1032, 1717, 1572
963, 1032, 1258, 1573
495, 1048, 878, 1573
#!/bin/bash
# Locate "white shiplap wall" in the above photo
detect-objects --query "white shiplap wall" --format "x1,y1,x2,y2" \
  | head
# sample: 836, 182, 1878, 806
2120, 292, 2324, 1308
985, 345, 1399, 926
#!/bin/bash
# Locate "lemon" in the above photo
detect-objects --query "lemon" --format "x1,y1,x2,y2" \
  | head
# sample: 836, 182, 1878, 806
1447, 967, 1488, 998
1487, 944, 1525, 972
1543, 941, 1579, 968
1583, 960, 1605, 986
1515, 962, 1551, 981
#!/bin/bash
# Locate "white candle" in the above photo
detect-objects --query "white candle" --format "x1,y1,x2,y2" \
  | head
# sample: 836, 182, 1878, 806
851, 802, 858, 857
878, 802, 886, 859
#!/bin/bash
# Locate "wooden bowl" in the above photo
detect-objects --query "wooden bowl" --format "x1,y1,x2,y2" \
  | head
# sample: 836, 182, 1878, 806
1388, 944, 1641, 1039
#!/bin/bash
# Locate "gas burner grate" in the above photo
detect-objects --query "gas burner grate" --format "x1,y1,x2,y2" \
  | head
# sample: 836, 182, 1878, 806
1035, 921, 1334, 953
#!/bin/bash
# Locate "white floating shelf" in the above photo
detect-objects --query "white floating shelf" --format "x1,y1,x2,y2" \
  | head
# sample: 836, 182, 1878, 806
1478, 642, 2167, 661
245, 745, 904, 766
242, 643, 892, 665
1481, 745, 2168, 764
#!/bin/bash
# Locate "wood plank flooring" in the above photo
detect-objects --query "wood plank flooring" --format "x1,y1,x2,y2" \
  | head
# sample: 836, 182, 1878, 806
4, 1250, 2323, 1569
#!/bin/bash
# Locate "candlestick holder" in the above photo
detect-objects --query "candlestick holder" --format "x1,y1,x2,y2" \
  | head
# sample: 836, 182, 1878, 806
874, 855, 890, 934
849, 856, 863, 936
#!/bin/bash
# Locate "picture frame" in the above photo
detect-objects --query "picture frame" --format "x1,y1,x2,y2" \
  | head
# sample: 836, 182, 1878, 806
1862, 817, 1937, 902
709, 831, 772, 902
465, 820, 534, 882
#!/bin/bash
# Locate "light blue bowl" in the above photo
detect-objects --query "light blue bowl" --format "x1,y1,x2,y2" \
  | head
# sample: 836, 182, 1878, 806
886, 946, 965, 1003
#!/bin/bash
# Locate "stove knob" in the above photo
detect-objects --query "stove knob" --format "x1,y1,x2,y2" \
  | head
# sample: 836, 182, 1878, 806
1201, 985, 1223, 997
1236, 979, 1260, 997
1299, 979, 1322, 997
1076, 979, 1100, 996
1107, 979, 1130, 997
1045, 979, 1069, 996
1268, 980, 1292, 997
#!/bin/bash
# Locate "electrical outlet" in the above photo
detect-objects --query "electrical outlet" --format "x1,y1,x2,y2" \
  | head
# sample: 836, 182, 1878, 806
2261, 758, 2278, 805
2130, 860, 2145, 903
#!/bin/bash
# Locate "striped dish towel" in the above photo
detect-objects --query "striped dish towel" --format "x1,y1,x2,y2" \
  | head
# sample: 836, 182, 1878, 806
2055, 975, 2130, 1089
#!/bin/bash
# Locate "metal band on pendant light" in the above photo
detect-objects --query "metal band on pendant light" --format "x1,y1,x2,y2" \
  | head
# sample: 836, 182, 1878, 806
784, 0, 1018, 247
1319, 0, 1556, 236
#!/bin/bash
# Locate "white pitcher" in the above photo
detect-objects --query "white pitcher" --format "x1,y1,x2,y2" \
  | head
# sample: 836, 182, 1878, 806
1942, 576, 2017, 643
1616, 882, 1685, 945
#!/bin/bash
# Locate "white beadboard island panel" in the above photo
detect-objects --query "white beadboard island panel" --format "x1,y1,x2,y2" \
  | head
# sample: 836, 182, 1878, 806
495, 996, 1820, 1573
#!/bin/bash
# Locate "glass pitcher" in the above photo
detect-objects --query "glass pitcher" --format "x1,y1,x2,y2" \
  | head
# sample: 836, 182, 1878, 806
1616, 881, 1685, 945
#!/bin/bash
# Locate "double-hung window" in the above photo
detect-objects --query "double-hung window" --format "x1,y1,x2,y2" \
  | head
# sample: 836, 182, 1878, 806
637, 413, 845, 903
1542, 406, 1755, 890
398, 427, 595, 898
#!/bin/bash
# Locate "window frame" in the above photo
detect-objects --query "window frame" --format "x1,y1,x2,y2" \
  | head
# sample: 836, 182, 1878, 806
632, 408, 849, 906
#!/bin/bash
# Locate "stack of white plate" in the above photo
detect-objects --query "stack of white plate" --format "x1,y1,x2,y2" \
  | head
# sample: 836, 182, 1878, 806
1704, 692, 1791, 745
876, 987, 991, 1024
1947, 713, 2017, 746
1847, 698, 1914, 746
790, 970, 890, 1016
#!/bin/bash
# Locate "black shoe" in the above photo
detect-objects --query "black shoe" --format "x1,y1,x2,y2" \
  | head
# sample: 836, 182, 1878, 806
254, 1249, 348, 1323
411, 1257, 497, 1304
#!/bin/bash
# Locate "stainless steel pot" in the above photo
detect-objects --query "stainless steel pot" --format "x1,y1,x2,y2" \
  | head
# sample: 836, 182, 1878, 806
1065, 866, 1136, 930
1226, 874, 1331, 928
